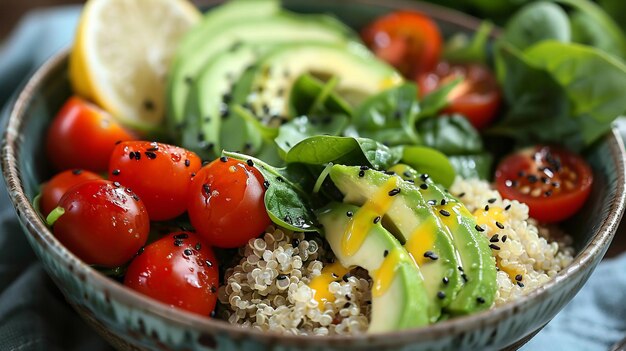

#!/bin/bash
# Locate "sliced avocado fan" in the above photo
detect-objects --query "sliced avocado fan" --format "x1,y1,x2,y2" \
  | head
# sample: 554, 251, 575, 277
317, 202, 430, 332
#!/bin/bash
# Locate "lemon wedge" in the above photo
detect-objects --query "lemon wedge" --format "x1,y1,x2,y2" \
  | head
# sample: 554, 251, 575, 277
69, 0, 200, 131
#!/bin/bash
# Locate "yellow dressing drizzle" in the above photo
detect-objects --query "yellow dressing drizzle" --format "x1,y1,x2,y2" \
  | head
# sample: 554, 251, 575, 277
473, 206, 508, 233
371, 248, 403, 297
342, 177, 399, 256
405, 219, 436, 266
309, 261, 351, 310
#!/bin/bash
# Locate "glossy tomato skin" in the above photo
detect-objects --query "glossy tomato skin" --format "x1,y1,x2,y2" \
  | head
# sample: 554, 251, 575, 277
362, 11, 442, 77
188, 157, 270, 248
495, 146, 593, 223
40, 169, 102, 216
53, 180, 150, 267
417, 62, 501, 130
109, 141, 202, 221
46, 96, 136, 172
124, 232, 219, 316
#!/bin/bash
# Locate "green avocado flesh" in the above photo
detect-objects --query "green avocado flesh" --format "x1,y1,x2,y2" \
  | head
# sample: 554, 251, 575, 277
329, 164, 497, 318
317, 202, 430, 332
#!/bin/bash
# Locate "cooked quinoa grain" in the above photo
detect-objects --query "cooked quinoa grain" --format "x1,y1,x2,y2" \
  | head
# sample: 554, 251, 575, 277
218, 226, 371, 335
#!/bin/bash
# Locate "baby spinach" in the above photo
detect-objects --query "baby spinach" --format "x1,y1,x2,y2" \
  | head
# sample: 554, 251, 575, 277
443, 21, 494, 64
285, 136, 402, 170
501, 2, 571, 51
416, 114, 483, 155
352, 83, 420, 146
417, 77, 462, 119
401, 146, 456, 188
275, 115, 349, 155
289, 74, 352, 117
223, 151, 319, 232
448, 153, 494, 180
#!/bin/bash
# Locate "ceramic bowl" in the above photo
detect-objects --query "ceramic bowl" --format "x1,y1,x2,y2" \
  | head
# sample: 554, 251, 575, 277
2, 0, 625, 350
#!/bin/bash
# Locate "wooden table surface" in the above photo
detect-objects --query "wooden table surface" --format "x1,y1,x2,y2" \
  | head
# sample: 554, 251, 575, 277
1, 0, 625, 257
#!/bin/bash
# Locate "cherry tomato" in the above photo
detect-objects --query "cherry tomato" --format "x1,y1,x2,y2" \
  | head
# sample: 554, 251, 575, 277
40, 169, 102, 216
52, 180, 150, 267
495, 146, 593, 223
46, 96, 136, 172
417, 62, 501, 130
108, 141, 201, 221
188, 157, 270, 248
362, 11, 442, 77
124, 232, 219, 316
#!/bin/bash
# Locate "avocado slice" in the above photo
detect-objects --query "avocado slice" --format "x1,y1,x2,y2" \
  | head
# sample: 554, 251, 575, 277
168, 11, 355, 135
329, 165, 462, 322
167, 0, 281, 129
317, 202, 430, 332
390, 164, 498, 314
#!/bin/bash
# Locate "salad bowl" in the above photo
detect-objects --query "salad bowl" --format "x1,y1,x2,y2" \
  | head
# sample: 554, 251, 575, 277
2, 0, 626, 350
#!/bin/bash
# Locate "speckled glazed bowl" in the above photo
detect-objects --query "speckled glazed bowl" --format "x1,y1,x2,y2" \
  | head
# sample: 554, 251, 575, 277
2, 0, 626, 350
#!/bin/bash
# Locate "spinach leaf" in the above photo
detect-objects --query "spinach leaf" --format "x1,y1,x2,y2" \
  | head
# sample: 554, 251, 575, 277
275, 115, 349, 155
598, 0, 626, 32
443, 21, 494, 64
501, 2, 571, 51
285, 136, 402, 170
555, 0, 626, 59
223, 151, 319, 232
289, 74, 352, 117
231, 104, 278, 143
569, 11, 626, 60
417, 77, 462, 119
401, 146, 456, 188
352, 83, 420, 146
416, 114, 483, 155
448, 153, 494, 180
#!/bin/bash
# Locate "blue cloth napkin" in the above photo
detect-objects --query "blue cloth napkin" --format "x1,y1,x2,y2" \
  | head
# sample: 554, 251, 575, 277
0, 6, 624, 351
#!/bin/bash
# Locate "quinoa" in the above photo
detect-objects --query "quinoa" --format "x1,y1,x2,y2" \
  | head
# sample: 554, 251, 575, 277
218, 226, 371, 335
219, 178, 575, 334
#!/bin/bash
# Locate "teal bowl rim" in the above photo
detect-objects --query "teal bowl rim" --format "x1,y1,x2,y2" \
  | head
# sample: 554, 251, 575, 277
2, 1, 626, 347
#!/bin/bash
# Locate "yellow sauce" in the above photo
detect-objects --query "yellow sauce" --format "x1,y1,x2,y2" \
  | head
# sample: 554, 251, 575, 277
309, 261, 351, 309
342, 177, 399, 256
472, 206, 508, 233
371, 248, 403, 297
405, 219, 436, 266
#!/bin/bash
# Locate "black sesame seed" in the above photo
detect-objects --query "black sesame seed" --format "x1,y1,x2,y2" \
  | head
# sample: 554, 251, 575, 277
219, 156, 228, 162
112, 169, 120, 176
406, 179, 415, 184
420, 174, 429, 181
129, 152, 135, 160
437, 291, 446, 299
132, 195, 140, 201
420, 184, 428, 190
458, 192, 466, 198
145, 151, 157, 159
517, 282, 525, 288
475, 224, 485, 232
292, 238, 300, 247
184, 159, 190, 167
440, 199, 447, 206
458, 266, 464, 272
143, 99, 155, 111
488, 198, 496, 204
183, 249, 193, 256
125, 188, 133, 194
388, 188, 401, 196
72, 169, 82, 175
115, 140, 122, 145
202, 184, 210, 194
277, 274, 287, 280
383, 250, 389, 257
263, 180, 270, 189
490, 234, 499, 243
484, 205, 490, 211
462, 274, 468, 283
343, 302, 351, 309
439, 209, 450, 217
342, 273, 352, 282
527, 174, 538, 183
346, 211, 353, 218
246, 159, 254, 167
442, 277, 449, 285
195, 243, 202, 250
174, 233, 189, 239
358, 170, 365, 177
174, 239, 183, 247
477, 297, 486, 304
515, 274, 523, 282
423, 251, 439, 260
373, 216, 381, 224
210, 285, 217, 293
190, 173, 196, 178
205, 260, 213, 267
544, 190, 553, 197
276, 177, 283, 182
384, 171, 395, 175
505, 204, 512, 211
489, 244, 501, 250
496, 221, 505, 229
502, 235, 508, 242
331, 273, 339, 279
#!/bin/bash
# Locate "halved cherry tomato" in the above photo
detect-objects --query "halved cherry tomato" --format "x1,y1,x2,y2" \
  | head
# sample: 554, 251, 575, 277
51, 180, 150, 267
187, 157, 270, 248
495, 145, 593, 223
362, 11, 442, 77
124, 232, 219, 316
417, 62, 501, 130
40, 169, 102, 216
108, 141, 201, 221
46, 96, 136, 172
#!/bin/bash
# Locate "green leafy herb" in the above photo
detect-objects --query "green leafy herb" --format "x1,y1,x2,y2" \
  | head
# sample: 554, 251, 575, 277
416, 114, 483, 155
223, 151, 319, 232
501, 2, 571, 51
289, 74, 352, 117
448, 153, 494, 180
417, 77, 462, 119
400, 146, 456, 188
443, 21, 494, 64
275, 115, 349, 156
352, 83, 420, 146
285, 136, 402, 170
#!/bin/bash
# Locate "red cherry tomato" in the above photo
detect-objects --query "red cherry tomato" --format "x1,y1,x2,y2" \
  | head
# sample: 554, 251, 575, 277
362, 11, 442, 77
108, 141, 201, 221
417, 62, 501, 130
46, 96, 136, 172
40, 169, 102, 216
124, 232, 219, 316
52, 180, 150, 267
188, 157, 270, 248
495, 146, 593, 223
